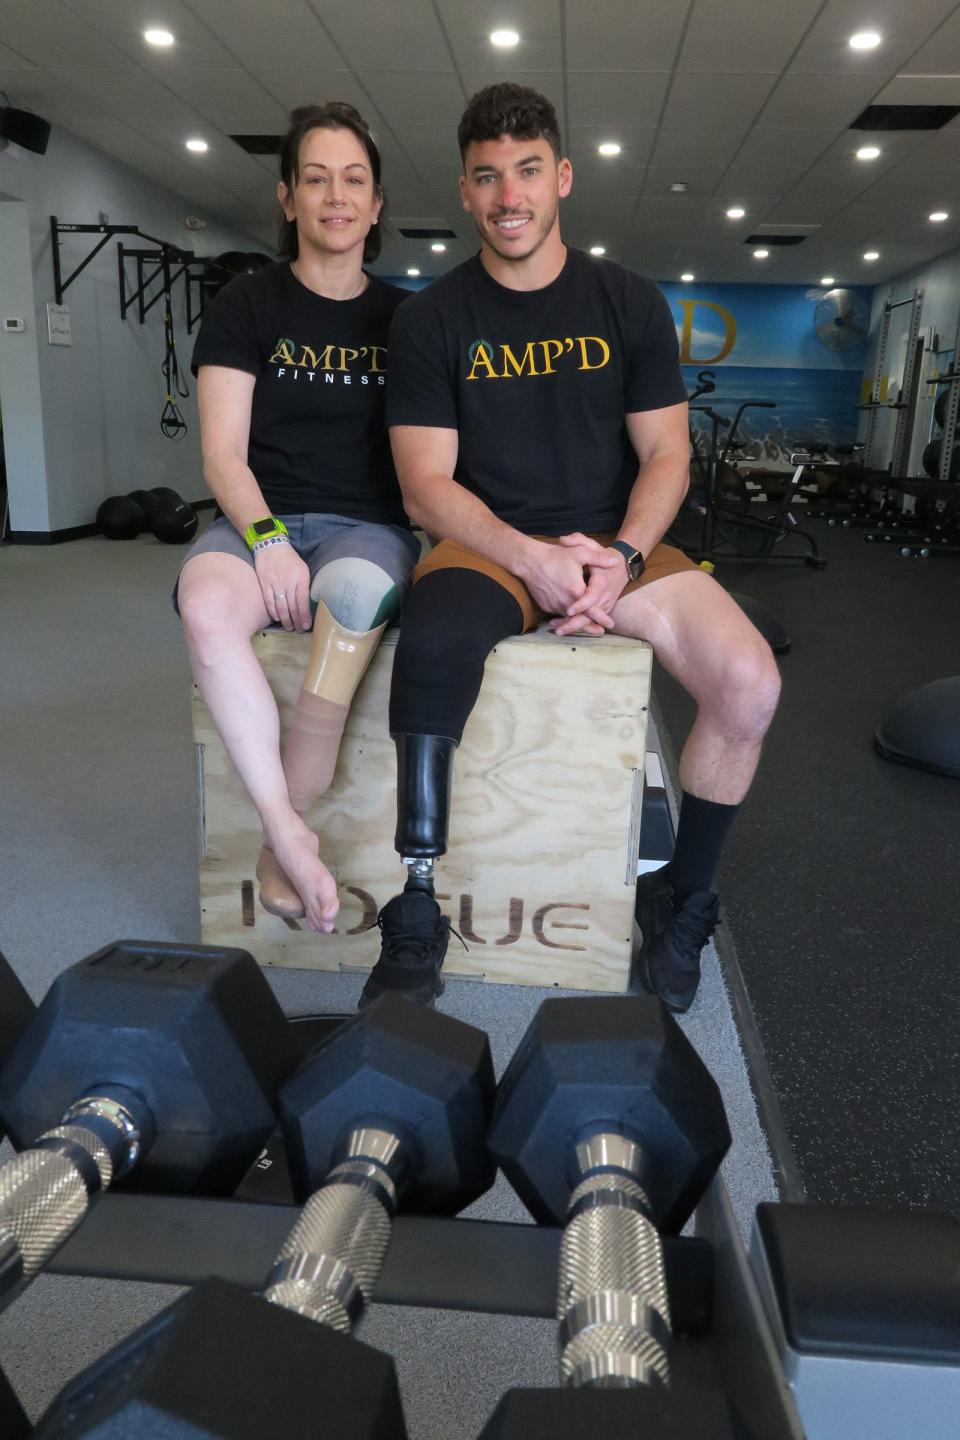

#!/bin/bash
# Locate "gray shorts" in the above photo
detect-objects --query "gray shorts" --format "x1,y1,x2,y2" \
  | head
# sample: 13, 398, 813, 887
173, 512, 421, 614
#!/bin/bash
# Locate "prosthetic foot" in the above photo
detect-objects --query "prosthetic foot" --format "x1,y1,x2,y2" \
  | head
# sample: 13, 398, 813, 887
360, 733, 457, 1008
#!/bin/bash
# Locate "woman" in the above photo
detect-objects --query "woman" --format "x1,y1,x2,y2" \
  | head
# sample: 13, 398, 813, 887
177, 102, 417, 933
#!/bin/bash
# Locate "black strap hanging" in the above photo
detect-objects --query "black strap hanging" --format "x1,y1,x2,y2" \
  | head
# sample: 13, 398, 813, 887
160, 298, 189, 440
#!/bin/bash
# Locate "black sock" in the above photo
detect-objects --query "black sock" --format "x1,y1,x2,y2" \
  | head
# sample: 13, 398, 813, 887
669, 791, 740, 900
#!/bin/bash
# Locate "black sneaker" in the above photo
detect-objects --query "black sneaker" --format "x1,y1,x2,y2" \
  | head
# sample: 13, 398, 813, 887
359, 887, 449, 1009
635, 868, 719, 1014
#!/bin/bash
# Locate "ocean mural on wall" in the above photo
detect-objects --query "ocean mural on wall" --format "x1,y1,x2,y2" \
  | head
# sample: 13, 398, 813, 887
659, 282, 872, 466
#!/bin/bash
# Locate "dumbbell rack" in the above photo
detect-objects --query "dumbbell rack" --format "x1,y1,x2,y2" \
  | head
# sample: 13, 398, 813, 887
40, 1175, 804, 1438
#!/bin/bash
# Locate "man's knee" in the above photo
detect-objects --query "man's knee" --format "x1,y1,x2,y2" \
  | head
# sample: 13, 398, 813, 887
716, 641, 781, 736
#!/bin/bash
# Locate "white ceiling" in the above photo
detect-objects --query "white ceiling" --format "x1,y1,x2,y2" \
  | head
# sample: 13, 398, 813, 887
3, 0, 960, 285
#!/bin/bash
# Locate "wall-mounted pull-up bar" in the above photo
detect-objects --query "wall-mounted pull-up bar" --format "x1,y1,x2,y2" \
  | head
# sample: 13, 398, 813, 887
50, 217, 216, 332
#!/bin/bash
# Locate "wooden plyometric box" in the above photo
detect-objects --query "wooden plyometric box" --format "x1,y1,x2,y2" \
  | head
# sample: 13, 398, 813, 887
193, 626, 651, 992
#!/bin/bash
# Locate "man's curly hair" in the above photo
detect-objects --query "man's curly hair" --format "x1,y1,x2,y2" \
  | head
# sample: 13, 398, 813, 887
457, 83, 562, 163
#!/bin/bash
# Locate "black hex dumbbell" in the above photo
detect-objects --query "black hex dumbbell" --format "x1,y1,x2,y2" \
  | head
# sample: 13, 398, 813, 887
482, 997, 742, 1437
0, 940, 296, 1312
32, 1277, 408, 1440
261, 990, 495, 1328
29, 991, 495, 1440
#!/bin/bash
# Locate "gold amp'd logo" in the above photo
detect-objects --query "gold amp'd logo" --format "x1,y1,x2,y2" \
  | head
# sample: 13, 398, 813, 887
270, 336, 386, 385
466, 335, 610, 380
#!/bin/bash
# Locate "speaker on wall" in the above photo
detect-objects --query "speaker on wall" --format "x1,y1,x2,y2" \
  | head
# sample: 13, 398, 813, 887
0, 107, 51, 156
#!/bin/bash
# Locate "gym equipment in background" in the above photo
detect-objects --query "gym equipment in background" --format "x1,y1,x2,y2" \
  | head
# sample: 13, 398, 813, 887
677, 397, 826, 567
95, 487, 198, 543
874, 676, 960, 778
0, 938, 297, 1312
94, 494, 143, 540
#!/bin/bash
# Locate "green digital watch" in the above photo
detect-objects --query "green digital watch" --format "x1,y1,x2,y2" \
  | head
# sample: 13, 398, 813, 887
244, 516, 289, 550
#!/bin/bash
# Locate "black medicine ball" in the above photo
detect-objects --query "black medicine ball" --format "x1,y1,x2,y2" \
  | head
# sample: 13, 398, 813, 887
96, 495, 143, 540
151, 500, 199, 544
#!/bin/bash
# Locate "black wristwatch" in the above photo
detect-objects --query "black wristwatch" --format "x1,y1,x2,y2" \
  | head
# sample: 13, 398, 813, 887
609, 539, 646, 582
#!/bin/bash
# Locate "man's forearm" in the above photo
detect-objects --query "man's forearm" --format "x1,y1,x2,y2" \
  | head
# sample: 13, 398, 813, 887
403, 472, 537, 575
616, 452, 690, 557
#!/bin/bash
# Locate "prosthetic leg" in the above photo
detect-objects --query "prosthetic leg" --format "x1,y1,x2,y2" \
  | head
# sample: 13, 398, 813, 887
257, 558, 400, 918
358, 731, 458, 1007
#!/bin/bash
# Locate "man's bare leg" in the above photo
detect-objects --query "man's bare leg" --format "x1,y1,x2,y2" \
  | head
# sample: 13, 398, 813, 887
610, 568, 781, 1012
178, 552, 338, 934
611, 569, 782, 803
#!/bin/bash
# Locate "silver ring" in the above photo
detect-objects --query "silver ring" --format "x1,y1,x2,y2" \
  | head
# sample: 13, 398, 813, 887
274, 591, 287, 600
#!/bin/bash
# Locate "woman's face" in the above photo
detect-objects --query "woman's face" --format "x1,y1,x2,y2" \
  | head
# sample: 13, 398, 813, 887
279, 124, 382, 260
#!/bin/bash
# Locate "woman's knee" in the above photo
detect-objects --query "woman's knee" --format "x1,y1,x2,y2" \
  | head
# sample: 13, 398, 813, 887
178, 561, 264, 656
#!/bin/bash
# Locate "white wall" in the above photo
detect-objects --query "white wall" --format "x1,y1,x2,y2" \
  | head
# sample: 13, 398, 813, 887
0, 124, 265, 534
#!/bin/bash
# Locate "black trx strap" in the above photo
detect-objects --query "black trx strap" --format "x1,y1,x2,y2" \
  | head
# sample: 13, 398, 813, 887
161, 299, 189, 440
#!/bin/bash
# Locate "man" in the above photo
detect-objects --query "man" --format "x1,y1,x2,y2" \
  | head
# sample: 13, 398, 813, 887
360, 83, 780, 1014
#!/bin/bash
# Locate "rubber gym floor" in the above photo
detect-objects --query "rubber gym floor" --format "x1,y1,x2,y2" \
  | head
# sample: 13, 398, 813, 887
657, 510, 960, 1214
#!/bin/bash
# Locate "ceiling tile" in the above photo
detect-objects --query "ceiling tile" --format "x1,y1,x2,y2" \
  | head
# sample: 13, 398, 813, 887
756, 71, 882, 129
567, 71, 670, 128
0, 0, 140, 69
357, 71, 467, 129
187, 0, 348, 72
565, 0, 688, 73
321, 0, 455, 71
788, 0, 959, 76
678, 0, 825, 73
440, 0, 562, 71
63, 0, 240, 69
48, 68, 200, 125
660, 72, 779, 132
871, 74, 960, 106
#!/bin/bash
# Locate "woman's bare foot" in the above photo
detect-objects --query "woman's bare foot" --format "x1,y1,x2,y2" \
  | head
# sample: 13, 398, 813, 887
255, 844, 306, 920
266, 817, 339, 933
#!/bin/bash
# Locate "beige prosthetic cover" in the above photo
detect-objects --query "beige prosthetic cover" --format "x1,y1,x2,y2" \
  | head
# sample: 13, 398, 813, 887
284, 600, 387, 808
257, 600, 387, 918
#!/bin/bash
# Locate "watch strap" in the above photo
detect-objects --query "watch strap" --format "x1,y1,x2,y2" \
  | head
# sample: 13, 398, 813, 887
243, 516, 289, 550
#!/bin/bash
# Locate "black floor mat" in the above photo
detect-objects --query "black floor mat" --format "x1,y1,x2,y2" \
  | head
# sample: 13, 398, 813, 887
655, 515, 960, 1213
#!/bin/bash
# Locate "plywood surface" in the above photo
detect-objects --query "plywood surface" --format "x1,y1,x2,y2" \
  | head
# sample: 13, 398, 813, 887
194, 627, 651, 992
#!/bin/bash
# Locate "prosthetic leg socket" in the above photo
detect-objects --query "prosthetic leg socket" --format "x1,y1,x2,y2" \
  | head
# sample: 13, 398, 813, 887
393, 732, 457, 860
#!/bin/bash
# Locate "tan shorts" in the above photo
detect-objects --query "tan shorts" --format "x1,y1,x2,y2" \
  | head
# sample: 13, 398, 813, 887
412, 533, 698, 633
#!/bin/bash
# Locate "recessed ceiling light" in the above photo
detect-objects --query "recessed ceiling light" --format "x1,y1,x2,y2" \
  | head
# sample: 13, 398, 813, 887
753, 248, 769, 259
669, 181, 688, 193
930, 210, 949, 222
590, 245, 606, 256
820, 276, 835, 286
598, 142, 621, 157
856, 145, 881, 161
144, 28, 174, 46
849, 31, 882, 50
185, 138, 208, 153
490, 29, 520, 47
430, 242, 446, 253
407, 268, 421, 277
680, 272, 695, 282
726, 207, 745, 219
863, 250, 879, 261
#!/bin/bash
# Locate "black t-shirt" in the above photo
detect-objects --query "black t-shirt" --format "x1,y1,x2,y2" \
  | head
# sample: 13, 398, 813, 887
386, 247, 686, 534
192, 262, 408, 525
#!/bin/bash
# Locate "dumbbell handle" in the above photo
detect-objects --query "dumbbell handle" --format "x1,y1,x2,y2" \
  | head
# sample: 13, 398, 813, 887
263, 1124, 404, 1332
557, 1131, 671, 1388
0, 1090, 151, 1311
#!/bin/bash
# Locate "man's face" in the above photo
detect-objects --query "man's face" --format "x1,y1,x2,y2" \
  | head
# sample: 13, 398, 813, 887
459, 133, 572, 263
